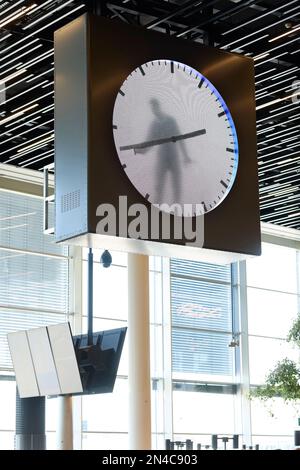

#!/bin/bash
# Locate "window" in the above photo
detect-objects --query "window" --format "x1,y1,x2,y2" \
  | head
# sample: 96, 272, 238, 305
170, 258, 237, 444
0, 189, 69, 449
0, 190, 69, 369
80, 250, 165, 449
246, 242, 300, 449
171, 259, 234, 381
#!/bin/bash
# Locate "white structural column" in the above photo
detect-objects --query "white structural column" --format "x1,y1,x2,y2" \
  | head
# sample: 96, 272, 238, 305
56, 396, 73, 450
128, 253, 152, 450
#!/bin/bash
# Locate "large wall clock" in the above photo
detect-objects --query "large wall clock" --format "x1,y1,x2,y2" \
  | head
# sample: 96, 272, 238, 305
113, 59, 239, 215
54, 14, 261, 263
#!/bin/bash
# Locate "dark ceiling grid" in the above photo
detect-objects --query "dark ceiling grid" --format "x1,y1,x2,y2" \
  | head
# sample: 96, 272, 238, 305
0, 0, 299, 229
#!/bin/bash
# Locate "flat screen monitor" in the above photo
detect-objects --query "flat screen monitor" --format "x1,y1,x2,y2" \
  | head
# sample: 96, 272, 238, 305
47, 323, 83, 394
27, 327, 61, 396
73, 327, 127, 395
7, 330, 40, 398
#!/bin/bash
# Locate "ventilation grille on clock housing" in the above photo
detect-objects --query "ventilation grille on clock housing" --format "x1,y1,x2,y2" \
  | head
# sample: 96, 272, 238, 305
61, 190, 80, 213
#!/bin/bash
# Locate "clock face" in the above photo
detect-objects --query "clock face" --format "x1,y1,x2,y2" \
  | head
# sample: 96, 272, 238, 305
112, 59, 239, 215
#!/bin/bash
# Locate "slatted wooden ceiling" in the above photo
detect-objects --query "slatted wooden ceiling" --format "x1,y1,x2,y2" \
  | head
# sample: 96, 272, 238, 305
0, 0, 299, 228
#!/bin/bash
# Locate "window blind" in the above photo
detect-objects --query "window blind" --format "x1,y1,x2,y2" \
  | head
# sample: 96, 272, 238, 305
0, 190, 69, 369
171, 258, 233, 377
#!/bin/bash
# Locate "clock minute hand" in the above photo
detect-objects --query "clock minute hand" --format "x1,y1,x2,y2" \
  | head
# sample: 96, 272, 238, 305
172, 129, 206, 142
119, 128, 206, 152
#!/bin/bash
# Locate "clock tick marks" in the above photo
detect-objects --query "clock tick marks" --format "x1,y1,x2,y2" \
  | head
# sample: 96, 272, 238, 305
113, 60, 238, 216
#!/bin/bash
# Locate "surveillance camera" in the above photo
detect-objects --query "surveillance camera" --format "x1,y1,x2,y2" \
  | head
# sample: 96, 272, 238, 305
100, 250, 112, 268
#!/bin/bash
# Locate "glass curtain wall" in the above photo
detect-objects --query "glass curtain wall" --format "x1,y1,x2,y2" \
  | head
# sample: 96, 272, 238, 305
0, 183, 299, 451
0, 189, 69, 450
170, 258, 238, 449
246, 242, 300, 450
80, 250, 166, 450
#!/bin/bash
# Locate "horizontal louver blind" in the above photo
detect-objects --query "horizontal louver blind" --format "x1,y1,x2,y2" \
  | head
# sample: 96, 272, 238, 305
0, 191, 67, 256
0, 310, 66, 370
171, 259, 231, 282
0, 189, 69, 369
172, 329, 233, 376
171, 277, 232, 331
171, 258, 233, 377
0, 251, 68, 312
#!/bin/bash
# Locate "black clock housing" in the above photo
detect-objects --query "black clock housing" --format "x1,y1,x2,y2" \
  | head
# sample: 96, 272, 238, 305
54, 14, 261, 263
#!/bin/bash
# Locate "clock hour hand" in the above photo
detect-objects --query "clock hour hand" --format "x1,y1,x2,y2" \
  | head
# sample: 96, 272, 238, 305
119, 128, 206, 152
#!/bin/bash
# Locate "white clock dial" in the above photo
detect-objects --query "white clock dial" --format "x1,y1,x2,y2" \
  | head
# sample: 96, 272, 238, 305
112, 59, 239, 214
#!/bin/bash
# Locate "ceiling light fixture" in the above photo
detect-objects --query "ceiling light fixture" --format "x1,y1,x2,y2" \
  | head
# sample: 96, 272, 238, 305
16, 134, 54, 153
0, 4, 85, 56
0, 38, 39, 63
0, 4, 37, 29
25, 153, 54, 168
255, 51, 289, 67
0, 118, 54, 146
255, 67, 277, 79
253, 52, 269, 61
12, 90, 53, 114
221, 4, 300, 49
26, 67, 54, 83
256, 92, 300, 110
0, 80, 49, 106
0, 33, 12, 43
269, 24, 300, 42
1, 130, 54, 155
20, 148, 54, 167
26, 0, 54, 16
0, 104, 38, 125
0, 43, 42, 71
23, 0, 74, 30
0, 69, 27, 84
0, 1, 27, 19
223, 0, 298, 36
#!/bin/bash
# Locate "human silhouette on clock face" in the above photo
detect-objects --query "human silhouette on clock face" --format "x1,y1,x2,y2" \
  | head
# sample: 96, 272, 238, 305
135, 98, 191, 207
